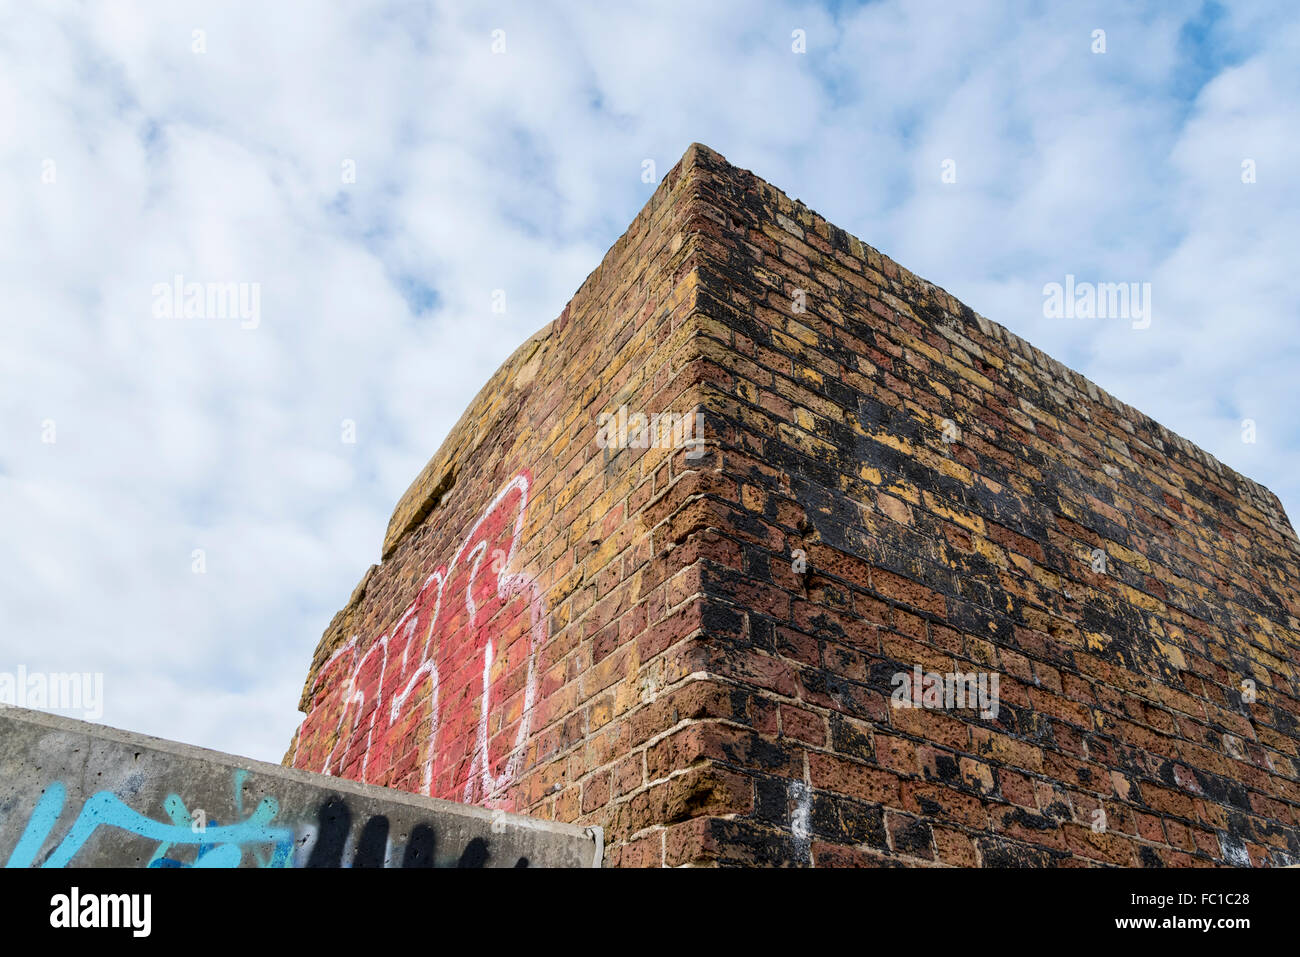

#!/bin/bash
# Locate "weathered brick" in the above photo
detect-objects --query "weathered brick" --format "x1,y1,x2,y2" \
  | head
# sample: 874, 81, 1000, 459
287, 142, 1300, 870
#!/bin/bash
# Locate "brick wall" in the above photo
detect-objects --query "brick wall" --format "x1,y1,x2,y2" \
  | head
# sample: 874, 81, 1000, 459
286, 146, 724, 855
288, 144, 1300, 867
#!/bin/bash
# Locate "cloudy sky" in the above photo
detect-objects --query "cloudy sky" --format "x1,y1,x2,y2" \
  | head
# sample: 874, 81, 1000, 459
1, 0, 1296, 763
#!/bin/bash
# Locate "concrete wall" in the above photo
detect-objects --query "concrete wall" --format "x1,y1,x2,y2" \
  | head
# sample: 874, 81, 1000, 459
0, 706, 600, 867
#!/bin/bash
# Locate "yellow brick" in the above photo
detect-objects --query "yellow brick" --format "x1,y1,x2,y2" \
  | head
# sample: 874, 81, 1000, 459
923, 491, 986, 535
938, 456, 973, 485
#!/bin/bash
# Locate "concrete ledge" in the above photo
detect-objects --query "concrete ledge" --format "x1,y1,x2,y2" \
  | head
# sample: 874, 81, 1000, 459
0, 706, 600, 868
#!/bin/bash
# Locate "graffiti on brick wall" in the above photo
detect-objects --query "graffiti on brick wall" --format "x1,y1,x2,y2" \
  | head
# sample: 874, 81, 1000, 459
290, 471, 546, 810
4, 775, 529, 868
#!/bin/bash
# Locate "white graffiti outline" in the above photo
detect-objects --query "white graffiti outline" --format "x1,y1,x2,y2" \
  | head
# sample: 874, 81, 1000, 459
294, 472, 544, 809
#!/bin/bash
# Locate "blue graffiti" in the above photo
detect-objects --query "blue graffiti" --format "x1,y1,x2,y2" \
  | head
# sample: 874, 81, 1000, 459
4, 782, 295, 868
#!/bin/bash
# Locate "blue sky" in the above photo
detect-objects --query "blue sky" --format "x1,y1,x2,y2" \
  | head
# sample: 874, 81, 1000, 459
1, 0, 1296, 762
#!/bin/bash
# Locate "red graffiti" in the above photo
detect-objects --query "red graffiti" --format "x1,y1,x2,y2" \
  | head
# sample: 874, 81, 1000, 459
291, 472, 545, 810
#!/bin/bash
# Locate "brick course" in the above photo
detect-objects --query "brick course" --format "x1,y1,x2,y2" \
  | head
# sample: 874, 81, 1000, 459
288, 143, 1300, 867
